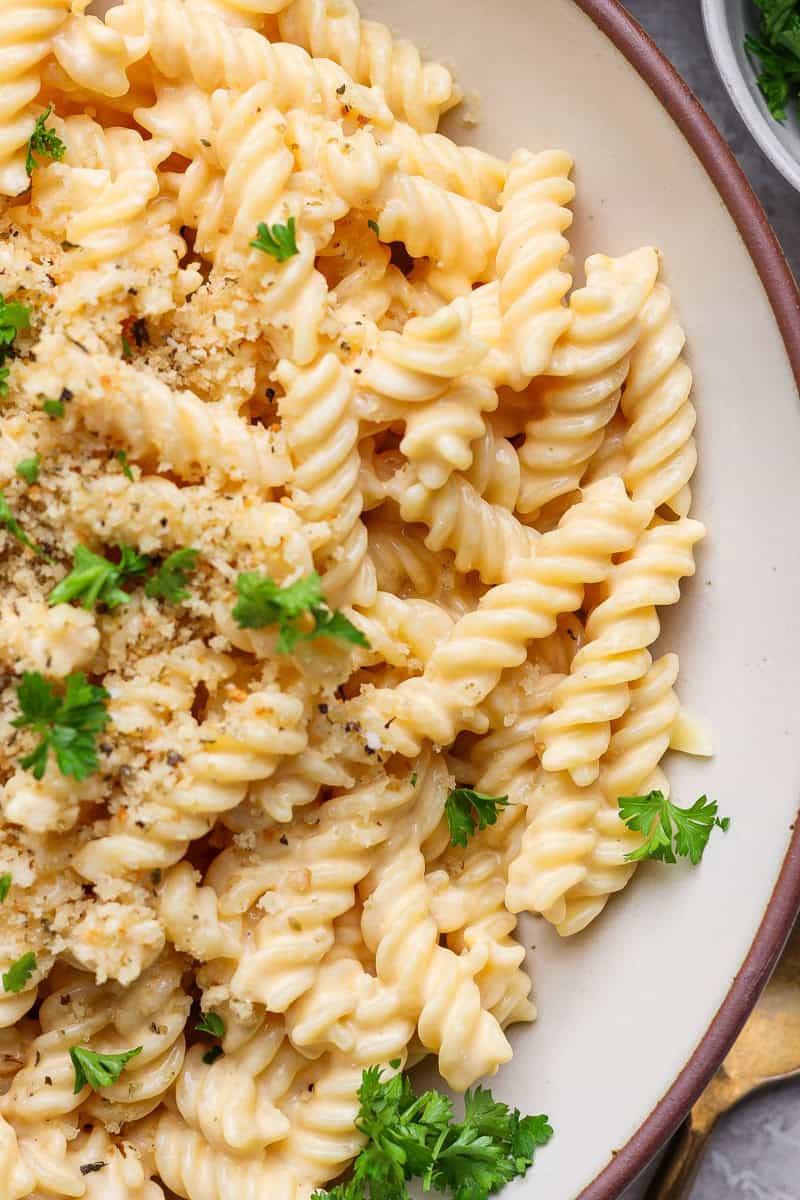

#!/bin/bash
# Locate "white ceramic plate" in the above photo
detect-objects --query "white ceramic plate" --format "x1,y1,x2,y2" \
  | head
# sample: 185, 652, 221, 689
355, 1, 800, 1196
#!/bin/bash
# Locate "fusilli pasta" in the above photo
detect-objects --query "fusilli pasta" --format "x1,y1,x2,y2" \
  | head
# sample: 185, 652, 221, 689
0, 3, 709, 1194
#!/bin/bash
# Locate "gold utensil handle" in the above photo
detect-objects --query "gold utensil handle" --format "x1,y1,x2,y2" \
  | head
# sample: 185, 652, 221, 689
642, 1119, 713, 1200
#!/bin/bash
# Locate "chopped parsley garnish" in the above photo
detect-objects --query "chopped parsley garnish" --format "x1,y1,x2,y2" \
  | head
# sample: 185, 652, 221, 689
121, 335, 134, 360
0, 491, 41, 555
69, 1045, 142, 1094
410, 772, 418, 787
26, 106, 66, 176
116, 450, 133, 480
43, 398, 65, 418
0, 874, 10, 903
250, 217, 299, 262
233, 570, 370, 653
3, 952, 36, 994
145, 548, 199, 605
49, 544, 151, 610
311, 1067, 552, 1200
745, 0, 800, 120
445, 788, 511, 849
203, 1045, 224, 1065
195, 1011, 225, 1038
618, 791, 730, 865
0, 295, 30, 394
12, 671, 110, 782
15, 456, 40, 485
368, 219, 380, 237
0, 296, 30, 349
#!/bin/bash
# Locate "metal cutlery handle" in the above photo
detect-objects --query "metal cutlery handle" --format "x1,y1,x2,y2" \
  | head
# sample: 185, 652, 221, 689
642, 1118, 713, 1200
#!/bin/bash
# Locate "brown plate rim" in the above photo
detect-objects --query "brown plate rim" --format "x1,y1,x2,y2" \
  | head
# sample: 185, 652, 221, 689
570, 2, 800, 1197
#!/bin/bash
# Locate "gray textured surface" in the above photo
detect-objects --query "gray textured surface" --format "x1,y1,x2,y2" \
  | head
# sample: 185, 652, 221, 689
619, 10, 800, 1200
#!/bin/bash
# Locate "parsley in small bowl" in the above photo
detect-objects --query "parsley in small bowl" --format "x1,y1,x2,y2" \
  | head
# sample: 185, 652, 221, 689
703, 0, 800, 191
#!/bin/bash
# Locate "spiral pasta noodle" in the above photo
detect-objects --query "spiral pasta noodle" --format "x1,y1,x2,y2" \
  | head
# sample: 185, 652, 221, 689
536, 516, 705, 785
497, 148, 575, 388
506, 654, 681, 930
278, 0, 459, 131
278, 354, 375, 607
0, 0, 71, 196
360, 753, 512, 1089
622, 281, 698, 514
516, 247, 660, 516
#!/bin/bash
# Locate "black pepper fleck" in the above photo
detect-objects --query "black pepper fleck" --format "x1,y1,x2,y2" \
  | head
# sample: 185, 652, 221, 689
80, 1162, 107, 1176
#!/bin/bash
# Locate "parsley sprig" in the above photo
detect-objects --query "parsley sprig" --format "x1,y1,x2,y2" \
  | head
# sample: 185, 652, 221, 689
233, 571, 369, 653
2, 952, 36, 994
26, 106, 66, 176
0, 875, 10, 904
49, 544, 151, 610
312, 1067, 552, 1200
145, 548, 199, 605
12, 671, 110, 781
618, 791, 730, 865
70, 1045, 142, 1094
745, 0, 800, 120
446, 788, 511, 849
250, 217, 299, 262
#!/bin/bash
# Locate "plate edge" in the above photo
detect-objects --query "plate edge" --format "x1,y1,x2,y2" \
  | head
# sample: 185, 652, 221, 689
567, 2, 800, 1197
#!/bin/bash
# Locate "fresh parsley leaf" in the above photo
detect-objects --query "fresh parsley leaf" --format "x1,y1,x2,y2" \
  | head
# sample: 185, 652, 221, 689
0, 491, 41, 555
410, 772, 418, 787
0, 296, 30, 348
203, 1045, 224, 1065
0, 874, 10, 903
312, 1068, 551, 1200
745, 0, 800, 120
49, 544, 151, 610
0, 296, 30, 396
43, 398, 65, 418
195, 1011, 225, 1038
368, 219, 380, 237
445, 788, 511, 849
25, 105, 66, 176
618, 791, 730, 866
69, 1045, 142, 1094
15, 456, 40, 485
12, 671, 110, 782
145, 548, 199, 605
306, 608, 370, 651
116, 450, 133, 480
250, 217, 299, 262
232, 571, 370, 653
121, 334, 134, 360
233, 570, 322, 628
2, 952, 36, 994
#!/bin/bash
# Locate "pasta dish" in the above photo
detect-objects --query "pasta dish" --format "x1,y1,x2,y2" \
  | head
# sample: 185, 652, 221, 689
0, 0, 710, 1196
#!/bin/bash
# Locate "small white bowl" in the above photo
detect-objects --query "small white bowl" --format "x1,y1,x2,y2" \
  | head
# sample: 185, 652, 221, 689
703, 0, 800, 192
